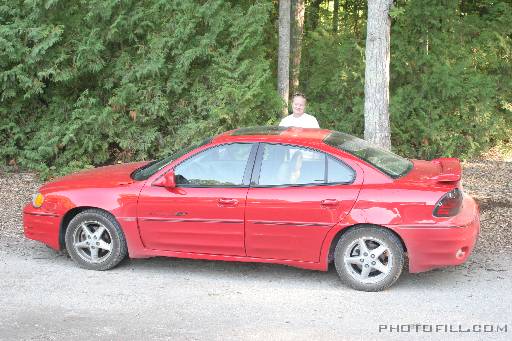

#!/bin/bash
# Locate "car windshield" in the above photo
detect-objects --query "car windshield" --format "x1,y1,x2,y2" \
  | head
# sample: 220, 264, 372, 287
323, 131, 412, 178
131, 138, 212, 181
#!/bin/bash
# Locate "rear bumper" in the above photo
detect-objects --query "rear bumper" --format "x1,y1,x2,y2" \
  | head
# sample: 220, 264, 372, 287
23, 204, 61, 250
393, 195, 480, 273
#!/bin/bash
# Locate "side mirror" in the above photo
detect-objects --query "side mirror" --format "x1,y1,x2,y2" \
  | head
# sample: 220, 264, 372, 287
153, 170, 176, 188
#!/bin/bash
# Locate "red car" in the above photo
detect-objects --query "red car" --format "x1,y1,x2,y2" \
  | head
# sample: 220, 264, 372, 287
23, 126, 480, 291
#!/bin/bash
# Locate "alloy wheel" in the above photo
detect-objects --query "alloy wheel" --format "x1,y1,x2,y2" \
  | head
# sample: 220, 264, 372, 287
72, 220, 113, 264
343, 236, 392, 284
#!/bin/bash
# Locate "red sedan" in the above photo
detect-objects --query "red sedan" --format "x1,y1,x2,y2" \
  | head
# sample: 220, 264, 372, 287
23, 126, 480, 291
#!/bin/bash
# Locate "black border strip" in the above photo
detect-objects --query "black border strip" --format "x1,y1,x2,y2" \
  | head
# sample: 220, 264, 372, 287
251, 220, 332, 227
24, 212, 59, 217
140, 218, 243, 224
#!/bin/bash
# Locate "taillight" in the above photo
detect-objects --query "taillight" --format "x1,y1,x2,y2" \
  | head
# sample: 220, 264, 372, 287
433, 188, 463, 217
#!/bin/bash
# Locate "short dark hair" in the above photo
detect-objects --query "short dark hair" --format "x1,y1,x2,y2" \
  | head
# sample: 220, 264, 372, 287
292, 92, 307, 101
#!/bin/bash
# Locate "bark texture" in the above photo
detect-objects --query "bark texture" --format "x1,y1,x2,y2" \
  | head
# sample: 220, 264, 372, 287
278, 0, 291, 117
291, 0, 305, 95
363, 0, 393, 150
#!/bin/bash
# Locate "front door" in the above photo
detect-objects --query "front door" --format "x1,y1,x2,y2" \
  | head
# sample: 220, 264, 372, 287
245, 143, 362, 262
137, 143, 256, 256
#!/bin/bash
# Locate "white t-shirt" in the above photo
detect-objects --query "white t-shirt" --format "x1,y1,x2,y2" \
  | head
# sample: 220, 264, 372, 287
279, 113, 320, 128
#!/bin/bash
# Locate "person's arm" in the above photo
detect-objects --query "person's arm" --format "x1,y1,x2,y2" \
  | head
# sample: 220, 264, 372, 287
279, 115, 288, 127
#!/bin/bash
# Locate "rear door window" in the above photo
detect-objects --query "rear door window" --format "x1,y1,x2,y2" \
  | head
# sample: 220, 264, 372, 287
257, 144, 354, 186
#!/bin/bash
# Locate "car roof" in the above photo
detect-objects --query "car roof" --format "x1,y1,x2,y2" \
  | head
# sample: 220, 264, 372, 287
212, 126, 332, 145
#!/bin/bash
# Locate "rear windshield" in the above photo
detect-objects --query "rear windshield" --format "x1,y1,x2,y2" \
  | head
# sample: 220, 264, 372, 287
131, 138, 212, 181
324, 132, 412, 178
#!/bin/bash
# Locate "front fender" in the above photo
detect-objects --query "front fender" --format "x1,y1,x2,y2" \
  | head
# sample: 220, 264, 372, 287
27, 182, 147, 254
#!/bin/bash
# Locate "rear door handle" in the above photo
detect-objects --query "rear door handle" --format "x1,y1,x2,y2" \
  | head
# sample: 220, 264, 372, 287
321, 199, 339, 207
218, 198, 239, 206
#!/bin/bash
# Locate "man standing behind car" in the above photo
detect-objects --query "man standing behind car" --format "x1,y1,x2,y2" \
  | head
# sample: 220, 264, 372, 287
279, 93, 320, 128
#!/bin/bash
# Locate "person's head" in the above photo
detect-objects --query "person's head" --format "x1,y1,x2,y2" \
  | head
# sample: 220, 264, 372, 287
291, 93, 307, 117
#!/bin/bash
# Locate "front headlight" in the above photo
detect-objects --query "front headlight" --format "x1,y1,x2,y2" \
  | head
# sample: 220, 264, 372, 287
31, 193, 44, 208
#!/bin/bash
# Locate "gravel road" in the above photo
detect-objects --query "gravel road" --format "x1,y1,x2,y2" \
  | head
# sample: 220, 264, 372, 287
1, 160, 511, 340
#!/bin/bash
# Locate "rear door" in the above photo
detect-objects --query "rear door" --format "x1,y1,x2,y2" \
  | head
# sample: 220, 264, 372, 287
245, 143, 363, 262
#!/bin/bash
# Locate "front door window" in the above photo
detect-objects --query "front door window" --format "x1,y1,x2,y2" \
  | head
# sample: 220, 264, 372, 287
175, 143, 253, 186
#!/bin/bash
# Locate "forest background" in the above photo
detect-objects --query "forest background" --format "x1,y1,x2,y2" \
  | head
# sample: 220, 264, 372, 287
0, 0, 511, 178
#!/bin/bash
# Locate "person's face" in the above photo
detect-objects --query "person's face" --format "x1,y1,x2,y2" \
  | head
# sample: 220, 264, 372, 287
292, 96, 306, 116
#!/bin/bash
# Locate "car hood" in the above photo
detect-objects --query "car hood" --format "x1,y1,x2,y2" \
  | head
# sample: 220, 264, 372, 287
40, 161, 149, 192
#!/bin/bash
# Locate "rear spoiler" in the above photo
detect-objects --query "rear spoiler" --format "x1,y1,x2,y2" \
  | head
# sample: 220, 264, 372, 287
431, 158, 461, 182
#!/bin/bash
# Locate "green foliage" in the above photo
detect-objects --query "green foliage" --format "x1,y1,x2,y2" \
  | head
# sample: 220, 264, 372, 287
300, 0, 512, 159
1, 0, 511, 179
300, 30, 365, 136
389, 0, 512, 159
0, 0, 280, 177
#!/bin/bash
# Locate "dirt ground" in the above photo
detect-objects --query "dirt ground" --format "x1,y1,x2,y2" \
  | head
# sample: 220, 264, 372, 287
0, 159, 511, 340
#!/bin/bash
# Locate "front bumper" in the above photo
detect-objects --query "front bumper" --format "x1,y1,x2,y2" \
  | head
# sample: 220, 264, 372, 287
394, 195, 480, 273
23, 204, 61, 250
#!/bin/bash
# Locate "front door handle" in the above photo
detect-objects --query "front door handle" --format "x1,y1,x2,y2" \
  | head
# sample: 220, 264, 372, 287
321, 199, 339, 208
218, 198, 239, 206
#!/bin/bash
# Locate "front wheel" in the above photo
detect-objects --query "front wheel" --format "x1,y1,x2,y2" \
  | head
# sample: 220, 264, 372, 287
65, 209, 128, 270
334, 226, 404, 291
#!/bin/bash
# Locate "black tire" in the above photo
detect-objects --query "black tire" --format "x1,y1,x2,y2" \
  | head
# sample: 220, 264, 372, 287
64, 209, 128, 270
334, 226, 404, 291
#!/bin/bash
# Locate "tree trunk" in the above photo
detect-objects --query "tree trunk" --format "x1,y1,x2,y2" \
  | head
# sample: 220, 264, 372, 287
307, 0, 323, 32
290, 0, 305, 94
363, 0, 393, 150
343, 0, 349, 34
333, 0, 339, 33
278, 0, 291, 117
354, 0, 360, 35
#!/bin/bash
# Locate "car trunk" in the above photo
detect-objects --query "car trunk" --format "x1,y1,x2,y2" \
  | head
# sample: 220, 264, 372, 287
399, 157, 462, 187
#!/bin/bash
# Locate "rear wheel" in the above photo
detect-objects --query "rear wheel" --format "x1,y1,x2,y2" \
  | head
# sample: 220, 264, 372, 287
65, 209, 127, 270
334, 226, 404, 291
